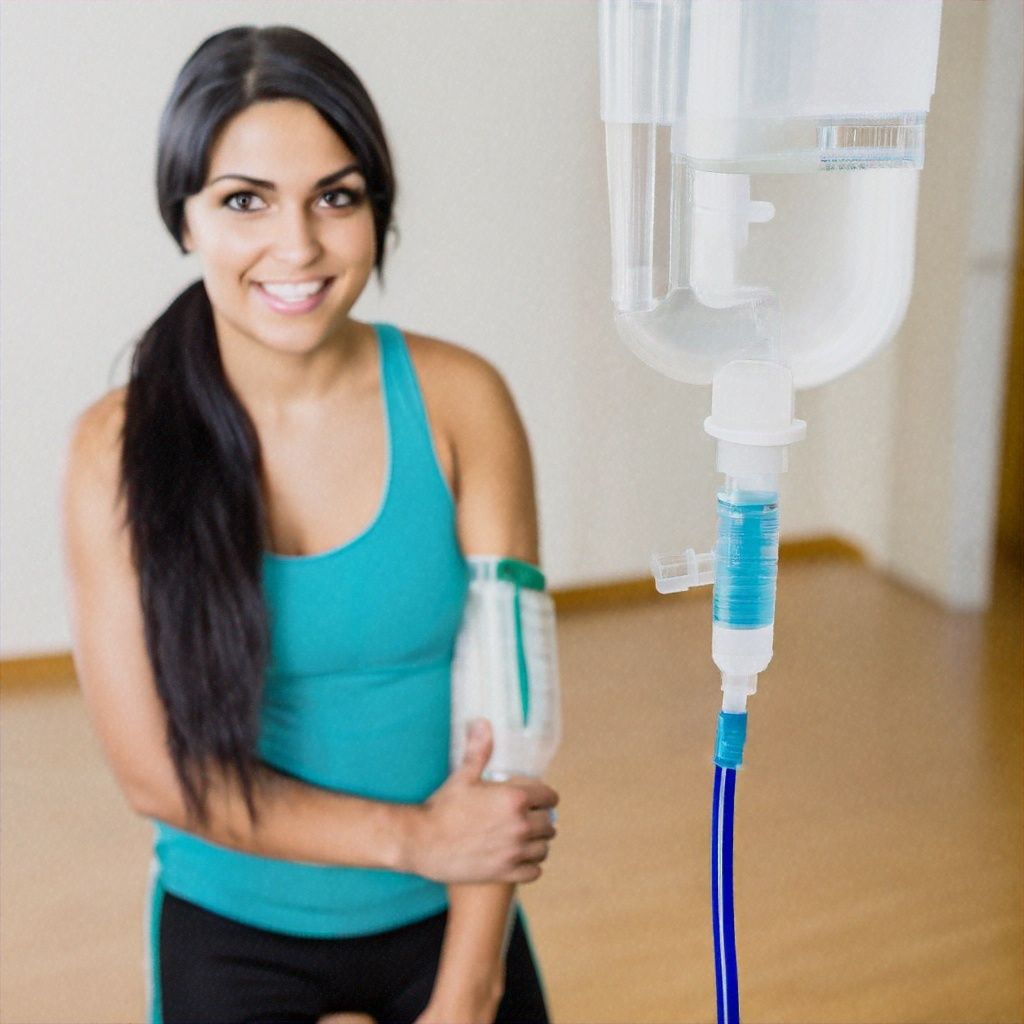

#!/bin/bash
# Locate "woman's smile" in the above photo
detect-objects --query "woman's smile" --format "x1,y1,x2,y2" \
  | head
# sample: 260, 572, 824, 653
252, 275, 336, 314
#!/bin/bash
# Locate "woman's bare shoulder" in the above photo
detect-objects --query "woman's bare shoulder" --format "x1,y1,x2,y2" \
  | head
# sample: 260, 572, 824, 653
61, 386, 133, 571
403, 330, 500, 378
402, 330, 514, 413
68, 386, 129, 482
402, 331, 537, 558
77, 385, 127, 424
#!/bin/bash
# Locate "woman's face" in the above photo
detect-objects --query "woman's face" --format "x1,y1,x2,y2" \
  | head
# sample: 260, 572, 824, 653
181, 98, 377, 358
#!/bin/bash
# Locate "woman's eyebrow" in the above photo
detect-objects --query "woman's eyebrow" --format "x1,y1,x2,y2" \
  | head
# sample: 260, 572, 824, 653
208, 163, 362, 190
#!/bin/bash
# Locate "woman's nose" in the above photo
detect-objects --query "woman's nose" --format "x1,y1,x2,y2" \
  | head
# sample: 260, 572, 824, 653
270, 206, 322, 263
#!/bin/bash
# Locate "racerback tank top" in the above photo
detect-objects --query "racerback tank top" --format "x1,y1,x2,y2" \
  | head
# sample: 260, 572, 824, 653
147, 321, 470, 937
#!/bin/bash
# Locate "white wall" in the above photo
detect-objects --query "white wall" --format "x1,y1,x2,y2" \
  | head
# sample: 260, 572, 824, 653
1, 0, 1020, 658
889, 0, 1023, 608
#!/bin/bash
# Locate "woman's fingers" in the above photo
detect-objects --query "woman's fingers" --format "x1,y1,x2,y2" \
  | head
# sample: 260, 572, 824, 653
521, 839, 550, 864
506, 776, 559, 812
526, 808, 557, 839
508, 862, 543, 883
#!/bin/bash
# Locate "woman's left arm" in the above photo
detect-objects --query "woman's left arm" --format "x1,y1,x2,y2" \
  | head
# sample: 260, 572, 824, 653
419, 349, 541, 1023
426, 883, 517, 1018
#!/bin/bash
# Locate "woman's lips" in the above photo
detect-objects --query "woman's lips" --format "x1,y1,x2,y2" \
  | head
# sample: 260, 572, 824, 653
253, 277, 335, 315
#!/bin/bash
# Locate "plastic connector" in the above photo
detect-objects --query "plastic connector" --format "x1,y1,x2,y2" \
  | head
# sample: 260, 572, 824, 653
721, 672, 757, 712
714, 712, 748, 770
651, 548, 716, 594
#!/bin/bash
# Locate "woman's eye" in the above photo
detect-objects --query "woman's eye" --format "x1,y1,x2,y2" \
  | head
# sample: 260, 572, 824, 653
322, 188, 361, 209
222, 189, 361, 213
223, 191, 266, 212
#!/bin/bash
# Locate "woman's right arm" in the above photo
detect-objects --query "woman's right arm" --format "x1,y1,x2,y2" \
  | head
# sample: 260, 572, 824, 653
59, 392, 557, 883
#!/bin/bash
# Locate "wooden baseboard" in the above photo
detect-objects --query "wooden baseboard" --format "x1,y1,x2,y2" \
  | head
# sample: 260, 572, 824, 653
0, 536, 863, 691
1, 653, 78, 692
777, 534, 864, 562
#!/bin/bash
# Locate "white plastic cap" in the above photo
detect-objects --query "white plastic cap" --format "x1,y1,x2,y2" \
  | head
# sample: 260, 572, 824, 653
704, 360, 807, 447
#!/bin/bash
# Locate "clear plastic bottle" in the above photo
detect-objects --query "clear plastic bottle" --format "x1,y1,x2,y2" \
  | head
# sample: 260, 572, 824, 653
449, 558, 562, 780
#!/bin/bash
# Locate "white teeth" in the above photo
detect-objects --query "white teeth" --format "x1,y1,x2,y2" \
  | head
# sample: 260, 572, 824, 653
260, 279, 328, 301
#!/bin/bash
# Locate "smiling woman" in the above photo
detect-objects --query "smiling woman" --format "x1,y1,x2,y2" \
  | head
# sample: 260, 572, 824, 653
178, 97, 380, 380
60, 22, 555, 1024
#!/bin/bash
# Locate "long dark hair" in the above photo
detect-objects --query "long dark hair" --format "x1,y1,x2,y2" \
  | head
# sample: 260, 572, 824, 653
118, 26, 396, 830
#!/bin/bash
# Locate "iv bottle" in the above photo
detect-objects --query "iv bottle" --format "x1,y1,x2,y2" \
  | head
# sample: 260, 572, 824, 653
449, 558, 562, 781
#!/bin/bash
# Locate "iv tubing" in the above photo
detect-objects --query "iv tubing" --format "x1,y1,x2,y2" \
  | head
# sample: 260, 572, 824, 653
711, 763, 741, 1024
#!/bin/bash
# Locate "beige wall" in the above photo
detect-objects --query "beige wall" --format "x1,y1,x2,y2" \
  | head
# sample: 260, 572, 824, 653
1, 0, 1020, 657
887, 0, 1022, 607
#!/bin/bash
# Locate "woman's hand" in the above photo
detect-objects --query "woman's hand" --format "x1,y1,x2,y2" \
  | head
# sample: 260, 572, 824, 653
412, 992, 502, 1024
409, 720, 558, 885
412, 966, 505, 1024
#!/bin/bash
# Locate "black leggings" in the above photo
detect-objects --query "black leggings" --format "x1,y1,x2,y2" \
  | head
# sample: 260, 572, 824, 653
149, 887, 551, 1024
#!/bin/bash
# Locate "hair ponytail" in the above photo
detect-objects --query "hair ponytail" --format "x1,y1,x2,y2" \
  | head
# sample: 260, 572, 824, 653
120, 279, 269, 827
119, 26, 396, 829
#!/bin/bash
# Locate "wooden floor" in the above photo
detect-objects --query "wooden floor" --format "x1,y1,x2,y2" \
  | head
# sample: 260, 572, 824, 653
1, 556, 1021, 1024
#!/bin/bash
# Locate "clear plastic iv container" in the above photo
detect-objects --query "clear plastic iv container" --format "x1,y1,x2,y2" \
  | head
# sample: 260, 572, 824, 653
598, 0, 943, 388
449, 559, 562, 781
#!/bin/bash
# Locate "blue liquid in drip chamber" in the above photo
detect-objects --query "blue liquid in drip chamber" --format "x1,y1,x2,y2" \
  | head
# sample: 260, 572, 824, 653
712, 491, 779, 629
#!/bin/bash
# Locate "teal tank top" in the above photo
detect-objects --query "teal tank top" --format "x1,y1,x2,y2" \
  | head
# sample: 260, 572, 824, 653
148, 322, 471, 937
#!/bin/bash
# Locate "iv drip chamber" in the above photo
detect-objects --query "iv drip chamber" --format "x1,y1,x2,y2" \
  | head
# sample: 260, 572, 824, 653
598, 0, 942, 389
